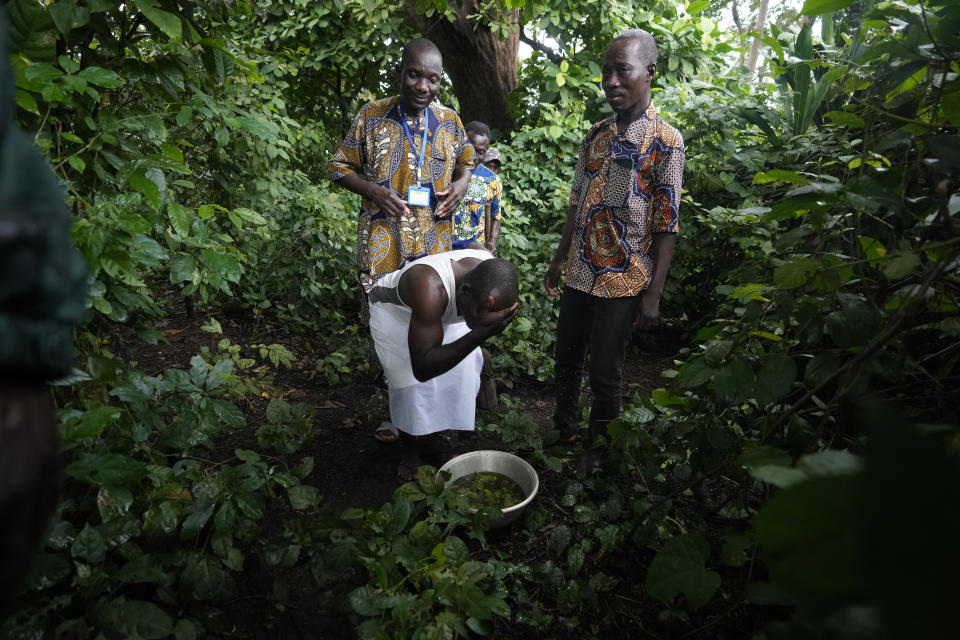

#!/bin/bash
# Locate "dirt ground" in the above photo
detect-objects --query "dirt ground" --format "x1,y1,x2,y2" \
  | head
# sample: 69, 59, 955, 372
115, 308, 683, 638
123, 309, 677, 515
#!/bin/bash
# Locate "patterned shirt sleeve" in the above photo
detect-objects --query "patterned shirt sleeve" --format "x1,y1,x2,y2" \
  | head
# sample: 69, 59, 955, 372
452, 114, 475, 173
650, 128, 684, 234
328, 104, 368, 182
489, 175, 503, 221
567, 129, 592, 209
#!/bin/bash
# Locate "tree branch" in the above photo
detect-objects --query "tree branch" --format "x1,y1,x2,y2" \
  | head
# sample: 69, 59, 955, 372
731, 1, 743, 33
519, 27, 562, 65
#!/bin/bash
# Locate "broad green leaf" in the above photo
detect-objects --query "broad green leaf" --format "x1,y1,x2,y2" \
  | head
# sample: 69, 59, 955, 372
77, 66, 124, 88
886, 65, 927, 103
232, 207, 267, 225
882, 250, 920, 280
860, 236, 887, 266
712, 357, 754, 404
49, 0, 91, 36
804, 351, 845, 387
797, 450, 863, 477
176, 106, 194, 126
737, 442, 793, 469
646, 533, 721, 610
181, 554, 226, 600
774, 257, 817, 290
202, 250, 241, 283
169, 254, 197, 284
288, 484, 320, 510
703, 339, 733, 366
755, 354, 797, 403
443, 535, 469, 566
210, 399, 245, 429
67, 453, 147, 487
755, 476, 860, 599
134, 0, 182, 41
548, 524, 572, 557
678, 356, 714, 388
753, 170, 809, 185
748, 465, 808, 488
128, 170, 162, 210
349, 584, 383, 616
71, 523, 106, 563
132, 233, 168, 262
63, 405, 121, 444
97, 486, 134, 521
6, 0, 59, 62
567, 543, 586, 575
15, 90, 39, 114
167, 202, 193, 237
102, 600, 174, 639
730, 282, 771, 301
214, 126, 229, 146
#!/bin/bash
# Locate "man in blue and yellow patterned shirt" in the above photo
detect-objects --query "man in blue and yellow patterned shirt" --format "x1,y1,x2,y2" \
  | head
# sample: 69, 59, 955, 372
452, 121, 503, 254
545, 29, 684, 475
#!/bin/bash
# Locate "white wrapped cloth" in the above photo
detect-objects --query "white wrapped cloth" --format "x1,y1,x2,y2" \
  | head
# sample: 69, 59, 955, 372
368, 249, 490, 436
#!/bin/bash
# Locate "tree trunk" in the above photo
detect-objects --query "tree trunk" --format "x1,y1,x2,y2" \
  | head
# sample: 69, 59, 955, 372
745, 0, 770, 78
405, 1, 519, 133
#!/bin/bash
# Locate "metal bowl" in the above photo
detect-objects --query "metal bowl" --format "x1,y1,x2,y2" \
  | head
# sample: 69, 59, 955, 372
440, 450, 539, 529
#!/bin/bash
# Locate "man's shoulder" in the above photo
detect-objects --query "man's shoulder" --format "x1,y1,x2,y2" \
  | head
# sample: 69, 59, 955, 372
357, 96, 399, 118
652, 115, 683, 148
472, 164, 496, 182
428, 100, 458, 119
580, 115, 616, 144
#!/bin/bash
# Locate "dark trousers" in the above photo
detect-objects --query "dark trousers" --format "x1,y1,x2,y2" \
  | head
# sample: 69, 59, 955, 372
553, 288, 641, 442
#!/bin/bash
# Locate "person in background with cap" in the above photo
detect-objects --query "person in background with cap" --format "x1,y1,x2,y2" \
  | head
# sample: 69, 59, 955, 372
451, 121, 503, 257
483, 146, 502, 175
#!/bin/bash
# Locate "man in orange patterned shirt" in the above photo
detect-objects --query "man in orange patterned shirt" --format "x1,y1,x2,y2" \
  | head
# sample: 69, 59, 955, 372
544, 29, 684, 475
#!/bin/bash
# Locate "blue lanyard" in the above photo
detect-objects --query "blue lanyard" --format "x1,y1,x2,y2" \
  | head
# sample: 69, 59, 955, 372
398, 102, 428, 185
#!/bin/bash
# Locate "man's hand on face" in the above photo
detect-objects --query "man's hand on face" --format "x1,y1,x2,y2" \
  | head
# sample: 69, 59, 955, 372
434, 182, 466, 218
476, 301, 520, 338
370, 184, 410, 218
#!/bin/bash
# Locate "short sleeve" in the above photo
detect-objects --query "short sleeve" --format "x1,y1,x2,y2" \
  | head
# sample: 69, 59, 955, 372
489, 176, 502, 221
568, 132, 591, 209
452, 114, 476, 173
650, 128, 684, 233
329, 105, 368, 181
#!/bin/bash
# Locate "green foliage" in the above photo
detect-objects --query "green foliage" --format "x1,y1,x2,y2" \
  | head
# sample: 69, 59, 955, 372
256, 398, 315, 454
4, 351, 321, 638
7, 0, 960, 638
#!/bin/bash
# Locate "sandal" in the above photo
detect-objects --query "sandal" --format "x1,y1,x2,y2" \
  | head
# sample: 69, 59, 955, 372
374, 421, 399, 444
395, 460, 416, 484
396, 446, 421, 484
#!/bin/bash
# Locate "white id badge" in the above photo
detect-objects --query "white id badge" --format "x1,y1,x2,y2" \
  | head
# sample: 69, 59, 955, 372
407, 186, 430, 207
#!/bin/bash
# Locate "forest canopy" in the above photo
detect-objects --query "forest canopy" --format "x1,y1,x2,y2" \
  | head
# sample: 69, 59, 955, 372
2, 0, 958, 638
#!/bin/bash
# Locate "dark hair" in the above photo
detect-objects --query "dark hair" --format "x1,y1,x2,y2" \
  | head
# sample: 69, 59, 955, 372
610, 29, 658, 67
464, 258, 518, 307
400, 38, 442, 69
464, 121, 492, 140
